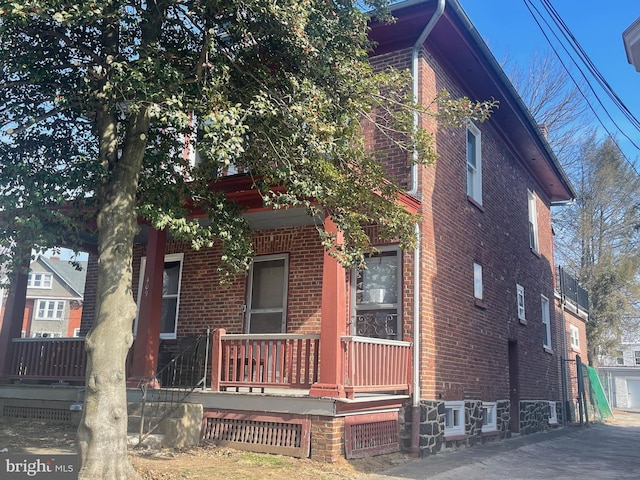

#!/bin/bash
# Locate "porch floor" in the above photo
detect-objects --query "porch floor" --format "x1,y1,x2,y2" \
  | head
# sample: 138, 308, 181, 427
0, 383, 409, 418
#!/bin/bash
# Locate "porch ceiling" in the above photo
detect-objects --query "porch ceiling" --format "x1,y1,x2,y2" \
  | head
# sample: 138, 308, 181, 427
134, 207, 319, 244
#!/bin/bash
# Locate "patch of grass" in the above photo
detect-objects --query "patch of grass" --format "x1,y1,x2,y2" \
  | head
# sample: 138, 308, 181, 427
238, 452, 294, 468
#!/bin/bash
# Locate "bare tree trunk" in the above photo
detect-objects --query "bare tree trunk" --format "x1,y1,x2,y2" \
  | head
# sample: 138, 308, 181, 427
77, 109, 150, 480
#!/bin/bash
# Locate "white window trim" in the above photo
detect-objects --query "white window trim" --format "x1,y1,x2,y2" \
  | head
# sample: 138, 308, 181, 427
28, 272, 53, 289
570, 324, 580, 351
481, 402, 497, 432
73, 328, 81, 338
444, 401, 465, 437
517, 284, 526, 322
135, 252, 184, 340
528, 190, 539, 253
466, 121, 482, 205
35, 299, 65, 320
473, 263, 483, 300
548, 401, 558, 425
541, 295, 551, 350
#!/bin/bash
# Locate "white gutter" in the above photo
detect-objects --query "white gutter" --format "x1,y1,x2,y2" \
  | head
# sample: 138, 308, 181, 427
408, 0, 445, 197
409, 0, 445, 411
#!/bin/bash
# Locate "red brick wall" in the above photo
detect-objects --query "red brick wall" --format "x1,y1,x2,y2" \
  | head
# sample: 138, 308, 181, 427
131, 226, 325, 337
310, 416, 345, 462
370, 46, 561, 403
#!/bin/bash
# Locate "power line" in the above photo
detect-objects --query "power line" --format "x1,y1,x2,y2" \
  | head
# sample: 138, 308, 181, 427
540, 0, 640, 133
522, 0, 640, 174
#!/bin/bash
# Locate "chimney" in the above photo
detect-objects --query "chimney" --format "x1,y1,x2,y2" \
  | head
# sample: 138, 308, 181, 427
538, 124, 549, 140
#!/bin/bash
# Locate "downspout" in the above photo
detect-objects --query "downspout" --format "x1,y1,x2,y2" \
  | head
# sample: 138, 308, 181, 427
410, 0, 445, 454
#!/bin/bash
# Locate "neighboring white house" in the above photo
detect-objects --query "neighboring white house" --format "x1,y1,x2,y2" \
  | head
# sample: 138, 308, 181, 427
599, 343, 640, 408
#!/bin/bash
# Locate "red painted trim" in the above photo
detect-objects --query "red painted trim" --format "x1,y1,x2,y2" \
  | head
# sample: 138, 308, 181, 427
129, 227, 166, 379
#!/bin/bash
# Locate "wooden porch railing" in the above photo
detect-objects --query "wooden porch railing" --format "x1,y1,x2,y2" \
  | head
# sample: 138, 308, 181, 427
9, 338, 87, 382
210, 330, 320, 391
342, 335, 412, 399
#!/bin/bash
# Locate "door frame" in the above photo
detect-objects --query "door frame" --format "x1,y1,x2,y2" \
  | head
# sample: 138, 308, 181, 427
245, 253, 289, 334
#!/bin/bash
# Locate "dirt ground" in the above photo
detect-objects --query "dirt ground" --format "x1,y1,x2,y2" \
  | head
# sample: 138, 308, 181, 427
0, 417, 410, 479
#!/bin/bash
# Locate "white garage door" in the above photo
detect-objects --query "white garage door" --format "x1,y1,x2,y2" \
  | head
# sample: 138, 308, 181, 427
627, 379, 640, 408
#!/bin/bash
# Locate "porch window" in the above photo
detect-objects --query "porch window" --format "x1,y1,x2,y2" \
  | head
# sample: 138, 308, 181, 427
352, 248, 401, 340
136, 253, 184, 340
35, 299, 65, 320
466, 121, 482, 205
481, 402, 497, 432
28, 272, 53, 289
541, 295, 551, 350
517, 284, 526, 322
444, 401, 465, 436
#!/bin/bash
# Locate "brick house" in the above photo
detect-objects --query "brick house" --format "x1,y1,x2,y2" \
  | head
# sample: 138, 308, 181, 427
0, 0, 581, 460
0, 256, 86, 339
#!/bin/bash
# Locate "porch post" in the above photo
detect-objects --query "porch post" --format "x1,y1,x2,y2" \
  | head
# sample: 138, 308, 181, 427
128, 227, 166, 384
309, 215, 347, 398
0, 248, 30, 378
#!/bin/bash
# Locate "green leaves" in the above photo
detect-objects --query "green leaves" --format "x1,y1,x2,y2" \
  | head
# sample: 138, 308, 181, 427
0, 0, 496, 280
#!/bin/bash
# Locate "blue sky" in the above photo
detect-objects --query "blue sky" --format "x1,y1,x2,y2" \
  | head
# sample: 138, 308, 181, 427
459, 0, 640, 165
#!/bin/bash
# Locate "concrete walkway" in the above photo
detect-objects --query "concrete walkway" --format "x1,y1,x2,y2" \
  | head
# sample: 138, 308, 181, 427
367, 409, 640, 480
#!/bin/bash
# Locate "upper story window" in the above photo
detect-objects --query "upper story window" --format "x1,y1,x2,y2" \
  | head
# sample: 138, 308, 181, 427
517, 284, 526, 322
528, 190, 539, 253
352, 248, 401, 340
28, 272, 53, 289
635, 351, 640, 365
570, 324, 580, 350
466, 122, 482, 205
541, 295, 551, 350
36, 299, 65, 320
615, 351, 624, 365
135, 253, 184, 340
473, 263, 483, 300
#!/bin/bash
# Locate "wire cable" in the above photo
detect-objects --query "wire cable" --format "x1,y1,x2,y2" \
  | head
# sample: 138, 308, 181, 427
522, 0, 640, 174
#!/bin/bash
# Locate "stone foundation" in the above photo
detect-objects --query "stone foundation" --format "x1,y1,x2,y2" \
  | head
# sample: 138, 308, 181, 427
417, 400, 445, 456
519, 400, 550, 435
496, 400, 511, 439
414, 399, 511, 456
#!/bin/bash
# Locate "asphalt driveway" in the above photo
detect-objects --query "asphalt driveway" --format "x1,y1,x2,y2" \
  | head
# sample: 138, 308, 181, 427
367, 409, 640, 480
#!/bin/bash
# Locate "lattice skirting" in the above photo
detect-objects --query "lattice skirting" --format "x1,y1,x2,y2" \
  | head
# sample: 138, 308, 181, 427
201, 410, 311, 458
2, 405, 72, 423
345, 411, 400, 459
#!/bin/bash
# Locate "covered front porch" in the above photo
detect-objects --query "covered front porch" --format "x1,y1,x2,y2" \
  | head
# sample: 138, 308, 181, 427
0, 173, 419, 459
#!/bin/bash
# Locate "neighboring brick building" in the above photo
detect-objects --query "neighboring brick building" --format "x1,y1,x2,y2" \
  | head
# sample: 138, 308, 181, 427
1, 0, 583, 461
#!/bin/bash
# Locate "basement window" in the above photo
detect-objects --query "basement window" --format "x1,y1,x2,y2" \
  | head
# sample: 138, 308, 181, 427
481, 402, 497, 432
444, 401, 465, 437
